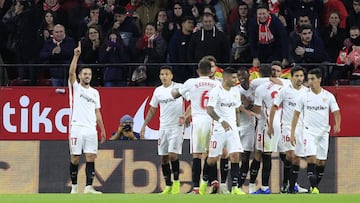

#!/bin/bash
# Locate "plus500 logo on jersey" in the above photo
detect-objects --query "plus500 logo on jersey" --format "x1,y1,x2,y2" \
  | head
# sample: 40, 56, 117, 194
1, 95, 70, 139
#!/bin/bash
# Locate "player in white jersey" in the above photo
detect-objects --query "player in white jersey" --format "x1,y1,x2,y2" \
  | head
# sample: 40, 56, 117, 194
206, 67, 245, 195
68, 42, 106, 194
172, 58, 219, 194
203, 55, 230, 194
268, 66, 308, 193
291, 68, 341, 194
248, 65, 282, 194
140, 66, 184, 195
236, 68, 257, 190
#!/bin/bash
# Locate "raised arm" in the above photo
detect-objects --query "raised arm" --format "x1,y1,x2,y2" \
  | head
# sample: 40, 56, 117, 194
69, 41, 81, 85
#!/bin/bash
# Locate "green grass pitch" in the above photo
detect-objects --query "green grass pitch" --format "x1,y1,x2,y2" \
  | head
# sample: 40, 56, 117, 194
1, 194, 360, 203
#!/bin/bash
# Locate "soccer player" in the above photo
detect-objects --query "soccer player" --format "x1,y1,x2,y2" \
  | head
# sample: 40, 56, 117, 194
203, 55, 230, 194
236, 68, 256, 191
206, 67, 245, 195
249, 65, 282, 194
140, 66, 184, 194
291, 68, 341, 194
268, 66, 308, 193
172, 58, 220, 194
68, 42, 106, 194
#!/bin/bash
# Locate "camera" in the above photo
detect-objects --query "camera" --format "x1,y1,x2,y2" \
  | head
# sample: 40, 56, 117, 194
123, 124, 132, 132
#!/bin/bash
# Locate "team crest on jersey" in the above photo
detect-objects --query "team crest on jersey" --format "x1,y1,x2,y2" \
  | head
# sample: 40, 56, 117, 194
322, 97, 328, 103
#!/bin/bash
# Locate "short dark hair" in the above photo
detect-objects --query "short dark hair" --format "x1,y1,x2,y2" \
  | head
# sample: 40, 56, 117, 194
181, 15, 195, 24
299, 24, 313, 33
145, 22, 157, 31
223, 67, 237, 75
291, 66, 306, 76
198, 58, 211, 75
114, 6, 127, 15
257, 3, 269, 10
271, 61, 284, 69
160, 65, 173, 73
308, 68, 322, 78
78, 66, 92, 74
259, 65, 272, 77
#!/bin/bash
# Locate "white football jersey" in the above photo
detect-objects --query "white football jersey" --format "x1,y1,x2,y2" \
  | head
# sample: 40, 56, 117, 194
70, 81, 100, 127
237, 85, 255, 126
254, 81, 282, 124
150, 82, 184, 129
178, 76, 219, 117
274, 83, 309, 126
295, 88, 339, 132
207, 84, 241, 131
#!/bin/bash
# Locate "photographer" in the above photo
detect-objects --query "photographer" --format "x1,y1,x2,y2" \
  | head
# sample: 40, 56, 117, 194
110, 115, 140, 140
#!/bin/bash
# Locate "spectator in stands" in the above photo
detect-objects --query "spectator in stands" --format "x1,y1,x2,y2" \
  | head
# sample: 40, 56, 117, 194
124, 0, 141, 17
99, 30, 130, 87
35, 0, 68, 29
346, 0, 360, 31
1, 0, 17, 80
289, 24, 330, 84
155, 9, 168, 34
78, 5, 105, 42
168, 15, 195, 82
110, 114, 140, 140
187, 13, 230, 63
334, 26, 360, 82
290, 24, 329, 64
241, 0, 259, 18
284, 0, 323, 31
7, 0, 39, 85
68, 0, 106, 41
80, 25, 103, 86
99, 0, 119, 30
162, 1, 183, 42
202, 0, 237, 30
135, 22, 167, 86
37, 10, 57, 45
39, 24, 76, 86
228, 2, 249, 42
289, 12, 313, 46
230, 31, 251, 63
247, 4, 289, 67
111, 5, 140, 61
320, 12, 347, 63
337, 26, 360, 84
322, 0, 348, 29
134, 0, 166, 35
194, 5, 224, 32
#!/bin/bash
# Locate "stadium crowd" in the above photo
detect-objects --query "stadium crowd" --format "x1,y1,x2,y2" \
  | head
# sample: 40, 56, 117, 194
0, 0, 359, 86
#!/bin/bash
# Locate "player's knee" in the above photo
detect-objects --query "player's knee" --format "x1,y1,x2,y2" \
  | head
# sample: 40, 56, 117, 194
207, 157, 217, 166
71, 155, 81, 164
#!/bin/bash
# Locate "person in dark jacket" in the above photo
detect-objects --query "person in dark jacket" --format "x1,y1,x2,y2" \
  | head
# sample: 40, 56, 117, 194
290, 24, 330, 84
168, 15, 194, 82
247, 4, 289, 67
10, 0, 39, 84
80, 25, 103, 86
99, 30, 130, 87
111, 6, 140, 61
39, 24, 76, 86
346, 0, 360, 31
187, 12, 230, 63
